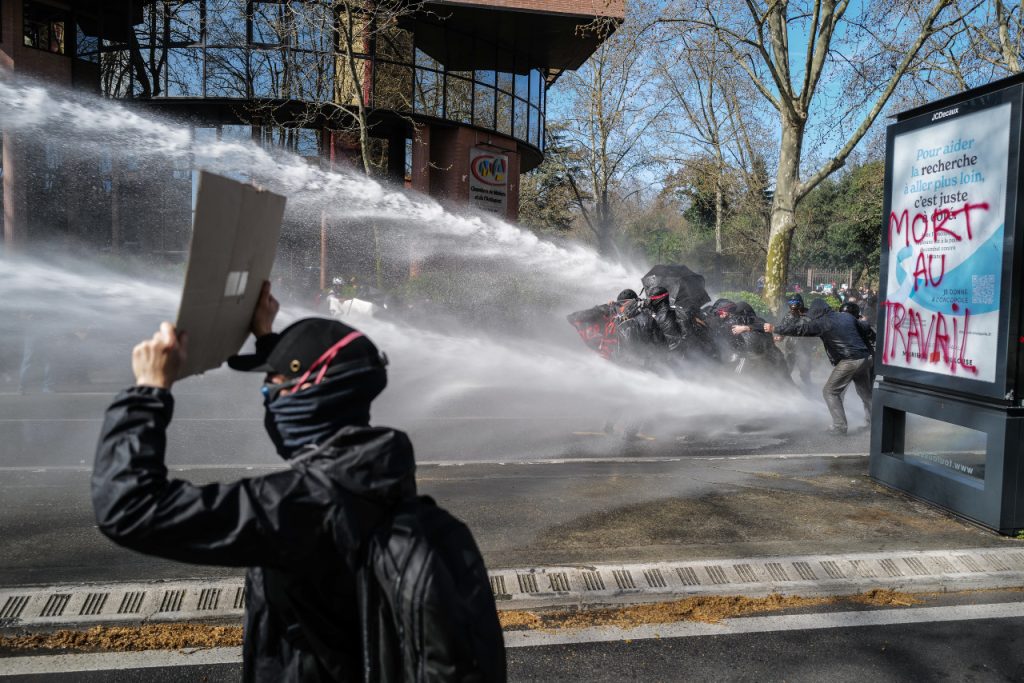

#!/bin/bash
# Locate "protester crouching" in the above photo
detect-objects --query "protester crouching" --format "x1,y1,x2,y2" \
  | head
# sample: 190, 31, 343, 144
727, 302, 792, 384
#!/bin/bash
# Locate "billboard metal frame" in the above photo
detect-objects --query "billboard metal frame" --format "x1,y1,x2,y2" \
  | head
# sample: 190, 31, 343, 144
871, 73, 1024, 533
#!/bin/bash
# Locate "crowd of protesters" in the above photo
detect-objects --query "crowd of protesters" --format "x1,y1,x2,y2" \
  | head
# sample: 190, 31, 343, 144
569, 277, 877, 437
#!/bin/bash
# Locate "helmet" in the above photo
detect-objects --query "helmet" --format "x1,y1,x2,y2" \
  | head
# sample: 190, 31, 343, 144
839, 302, 861, 317
617, 288, 639, 301
786, 293, 806, 310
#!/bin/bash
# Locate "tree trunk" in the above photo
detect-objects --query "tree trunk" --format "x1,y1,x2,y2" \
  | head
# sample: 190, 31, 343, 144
762, 118, 804, 312
714, 175, 723, 254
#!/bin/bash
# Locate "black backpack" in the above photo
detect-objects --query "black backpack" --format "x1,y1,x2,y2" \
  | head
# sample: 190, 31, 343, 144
357, 495, 507, 683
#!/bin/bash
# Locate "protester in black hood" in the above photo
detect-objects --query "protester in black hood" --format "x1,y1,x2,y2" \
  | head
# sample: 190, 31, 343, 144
704, 299, 740, 366
778, 294, 815, 389
766, 297, 875, 435
92, 282, 505, 682
617, 288, 638, 301
612, 288, 658, 368
647, 286, 682, 350
227, 314, 388, 458
727, 302, 791, 383
648, 286, 719, 364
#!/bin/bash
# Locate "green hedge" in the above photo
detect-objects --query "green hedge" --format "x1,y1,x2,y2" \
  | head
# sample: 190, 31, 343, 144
798, 292, 843, 310
715, 291, 773, 318
713, 290, 843, 319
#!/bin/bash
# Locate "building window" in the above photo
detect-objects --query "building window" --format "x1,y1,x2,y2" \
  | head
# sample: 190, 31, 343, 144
23, 1, 68, 54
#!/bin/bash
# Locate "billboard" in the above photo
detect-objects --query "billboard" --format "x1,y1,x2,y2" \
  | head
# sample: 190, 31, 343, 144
879, 84, 1021, 396
469, 147, 508, 215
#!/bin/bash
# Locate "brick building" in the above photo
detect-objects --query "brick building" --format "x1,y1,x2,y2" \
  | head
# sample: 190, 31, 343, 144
1, 0, 623, 265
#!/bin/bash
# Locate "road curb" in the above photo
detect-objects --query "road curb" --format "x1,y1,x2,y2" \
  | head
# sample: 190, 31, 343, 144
1, 546, 1023, 630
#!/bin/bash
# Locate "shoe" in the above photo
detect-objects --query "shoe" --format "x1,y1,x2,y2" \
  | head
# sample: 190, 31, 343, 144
826, 426, 848, 436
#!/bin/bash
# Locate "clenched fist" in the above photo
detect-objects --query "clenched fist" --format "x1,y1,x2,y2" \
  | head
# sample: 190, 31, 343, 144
133, 322, 187, 390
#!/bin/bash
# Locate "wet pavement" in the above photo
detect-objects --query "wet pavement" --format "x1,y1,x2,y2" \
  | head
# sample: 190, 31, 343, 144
0, 450, 1010, 586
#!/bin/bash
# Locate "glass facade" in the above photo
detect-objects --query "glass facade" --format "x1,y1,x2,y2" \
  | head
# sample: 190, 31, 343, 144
76, 0, 546, 151
24, 0, 68, 54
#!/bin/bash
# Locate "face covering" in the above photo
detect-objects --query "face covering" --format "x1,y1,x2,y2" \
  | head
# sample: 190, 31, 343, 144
264, 366, 387, 458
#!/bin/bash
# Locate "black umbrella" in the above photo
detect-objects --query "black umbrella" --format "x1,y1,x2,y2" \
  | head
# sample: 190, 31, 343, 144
641, 265, 710, 310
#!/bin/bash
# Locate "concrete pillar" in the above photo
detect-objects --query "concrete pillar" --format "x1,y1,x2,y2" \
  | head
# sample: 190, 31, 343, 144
505, 149, 520, 223
2, 132, 27, 251
386, 129, 406, 184
410, 124, 430, 195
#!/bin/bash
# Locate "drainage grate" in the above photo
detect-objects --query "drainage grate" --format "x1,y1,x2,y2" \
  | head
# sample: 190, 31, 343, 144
793, 562, 817, 581
820, 561, 845, 579
957, 555, 984, 573
548, 573, 571, 592
517, 574, 539, 594
41, 594, 71, 618
902, 557, 929, 575
705, 566, 729, 585
765, 563, 790, 582
5, 546, 1024, 626
197, 588, 221, 611
643, 569, 666, 588
159, 590, 185, 613
676, 567, 700, 586
983, 554, 1011, 572
118, 592, 145, 615
489, 576, 509, 599
878, 559, 902, 578
850, 560, 877, 578
1, 595, 29, 620
612, 570, 636, 590
582, 571, 605, 591
734, 564, 757, 583
79, 593, 108, 616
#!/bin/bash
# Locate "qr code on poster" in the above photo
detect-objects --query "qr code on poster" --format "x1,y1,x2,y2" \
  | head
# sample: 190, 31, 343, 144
972, 274, 995, 305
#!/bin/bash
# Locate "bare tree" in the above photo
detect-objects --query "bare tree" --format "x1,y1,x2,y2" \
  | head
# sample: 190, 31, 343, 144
664, 0, 959, 308
923, 0, 1020, 95
655, 32, 773, 256
553, 14, 661, 256
968, 0, 1023, 73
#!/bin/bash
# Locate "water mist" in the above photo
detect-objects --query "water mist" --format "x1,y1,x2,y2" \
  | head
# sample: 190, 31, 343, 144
0, 76, 824, 466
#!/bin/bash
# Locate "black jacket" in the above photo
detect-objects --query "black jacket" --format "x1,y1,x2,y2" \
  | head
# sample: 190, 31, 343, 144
93, 387, 417, 682
614, 302, 658, 365
775, 299, 874, 366
649, 301, 719, 361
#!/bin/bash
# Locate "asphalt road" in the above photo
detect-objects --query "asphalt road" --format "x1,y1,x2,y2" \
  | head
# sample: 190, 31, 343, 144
0, 450, 1004, 586
0, 376, 1007, 587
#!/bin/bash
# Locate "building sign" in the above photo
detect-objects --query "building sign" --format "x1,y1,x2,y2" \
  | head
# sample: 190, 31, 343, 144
882, 102, 1012, 384
469, 147, 508, 215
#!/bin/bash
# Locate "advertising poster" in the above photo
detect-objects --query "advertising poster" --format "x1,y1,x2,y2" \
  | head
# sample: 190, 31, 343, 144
882, 103, 1012, 383
469, 147, 508, 215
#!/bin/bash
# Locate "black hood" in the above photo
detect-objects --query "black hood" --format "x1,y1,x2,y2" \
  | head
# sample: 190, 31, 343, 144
293, 425, 417, 503
808, 298, 831, 319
